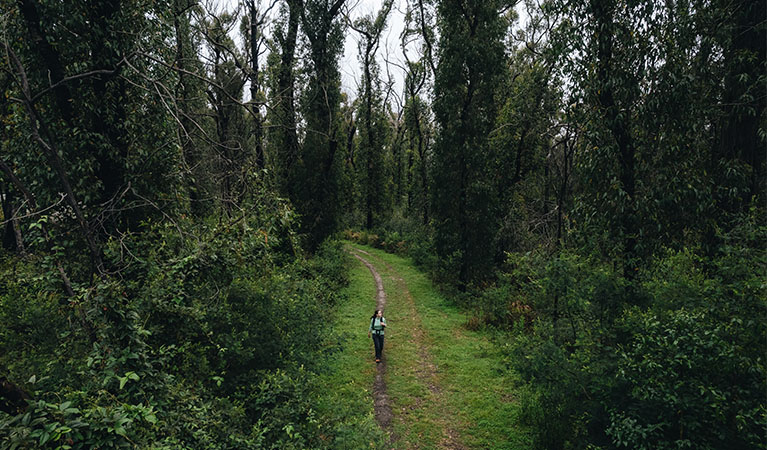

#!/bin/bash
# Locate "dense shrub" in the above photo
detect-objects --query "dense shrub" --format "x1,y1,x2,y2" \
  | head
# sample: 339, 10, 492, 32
0, 202, 356, 449
610, 308, 765, 449
498, 214, 766, 449
342, 219, 436, 270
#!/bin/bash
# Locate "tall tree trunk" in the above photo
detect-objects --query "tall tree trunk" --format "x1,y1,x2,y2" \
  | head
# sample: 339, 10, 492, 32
418, 126, 428, 225
17, 0, 75, 120
248, 0, 264, 170
592, 0, 637, 280
89, 0, 129, 207
275, 0, 301, 192
364, 44, 375, 229
173, 0, 202, 213
716, 0, 766, 203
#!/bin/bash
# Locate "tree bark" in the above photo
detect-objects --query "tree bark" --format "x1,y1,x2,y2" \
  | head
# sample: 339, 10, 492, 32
16, 0, 75, 120
275, 0, 301, 185
173, 0, 203, 213
248, 0, 265, 170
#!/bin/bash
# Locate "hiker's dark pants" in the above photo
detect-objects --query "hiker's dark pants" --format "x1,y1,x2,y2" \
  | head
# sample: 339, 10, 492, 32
372, 333, 384, 359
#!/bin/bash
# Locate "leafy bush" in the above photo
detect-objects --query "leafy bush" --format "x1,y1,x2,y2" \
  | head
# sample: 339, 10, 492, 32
610, 308, 765, 449
502, 214, 766, 449
0, 201, 357, 449
342, 223, 435, 270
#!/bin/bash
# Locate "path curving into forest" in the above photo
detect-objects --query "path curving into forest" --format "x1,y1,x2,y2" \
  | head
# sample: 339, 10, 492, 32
350, 251, 395, 438
349, 247, 467, 449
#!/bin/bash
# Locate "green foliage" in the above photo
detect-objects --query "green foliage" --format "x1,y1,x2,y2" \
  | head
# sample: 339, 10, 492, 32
0, 207, 360, 449
501, 213, 766, 449
610, 308, 765, 449
246, 368, 319, 449
0, 259, 68, 379
507, 323, 602, 449
548, 0, 766, 274
2, 0, 765, 448
352, 2, 394, 230
491, 50, 561, 256
342, 214, 436, 271
285, 0, 348, 251
2, 0, 180, 233
431, 0, 510, 286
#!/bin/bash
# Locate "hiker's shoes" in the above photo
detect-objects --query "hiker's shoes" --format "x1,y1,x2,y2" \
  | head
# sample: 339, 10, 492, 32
375, 358, 381, 363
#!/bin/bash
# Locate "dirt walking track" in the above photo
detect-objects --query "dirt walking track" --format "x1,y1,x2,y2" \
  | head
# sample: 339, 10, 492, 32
348, 247, 466, 450
350, 251, 395, 433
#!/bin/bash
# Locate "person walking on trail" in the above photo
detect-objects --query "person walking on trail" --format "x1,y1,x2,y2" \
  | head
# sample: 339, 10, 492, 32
368, 310, 387, 363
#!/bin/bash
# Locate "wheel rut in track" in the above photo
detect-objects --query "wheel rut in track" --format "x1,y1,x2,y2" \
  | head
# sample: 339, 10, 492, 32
351, 251, 395, 439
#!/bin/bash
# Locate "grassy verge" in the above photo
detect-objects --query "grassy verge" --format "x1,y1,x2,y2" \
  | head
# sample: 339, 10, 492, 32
314, 252, 388, 449
346, 242, 531, 450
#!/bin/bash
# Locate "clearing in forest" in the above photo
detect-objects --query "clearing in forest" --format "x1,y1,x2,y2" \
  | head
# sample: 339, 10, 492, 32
344, 243, 530, 450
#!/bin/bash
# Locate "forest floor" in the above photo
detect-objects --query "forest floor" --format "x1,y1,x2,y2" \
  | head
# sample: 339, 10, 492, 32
341, 243, 530, 450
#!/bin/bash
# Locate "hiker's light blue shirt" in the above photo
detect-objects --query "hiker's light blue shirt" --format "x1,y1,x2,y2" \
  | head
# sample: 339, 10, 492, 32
369, 317, 387, 335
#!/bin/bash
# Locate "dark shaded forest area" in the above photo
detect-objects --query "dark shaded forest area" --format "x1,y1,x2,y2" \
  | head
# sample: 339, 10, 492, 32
0, 0, 764, 448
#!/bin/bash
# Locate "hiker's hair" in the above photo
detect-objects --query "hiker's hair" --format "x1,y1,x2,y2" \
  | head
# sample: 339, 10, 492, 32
371, 310, 381, 320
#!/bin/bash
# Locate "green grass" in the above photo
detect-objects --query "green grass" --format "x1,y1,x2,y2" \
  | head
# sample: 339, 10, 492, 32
345, 242, 531, 450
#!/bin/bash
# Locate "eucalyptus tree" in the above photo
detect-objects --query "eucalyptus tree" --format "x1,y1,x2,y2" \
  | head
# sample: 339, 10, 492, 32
266, 0, 302, 196
401, 62, 431, 225
491, 12, 560, 256
295, 0, 346, 249
409, 0, 437, 79
349, 0, 394, 229
172, 0, 215, 215
431, 0, 511, 285
200, 11, 250, 214
549, 0, 765, 279
243, 0, 280, 170
401, 0, 434, 225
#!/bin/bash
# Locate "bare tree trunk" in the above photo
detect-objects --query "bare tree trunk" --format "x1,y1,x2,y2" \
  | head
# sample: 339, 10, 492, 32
11, 206, 25, 255
416, 0, 437, 78
364, 43, 375, 229
173, 0, 199, 211
248, 0, 264, 170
